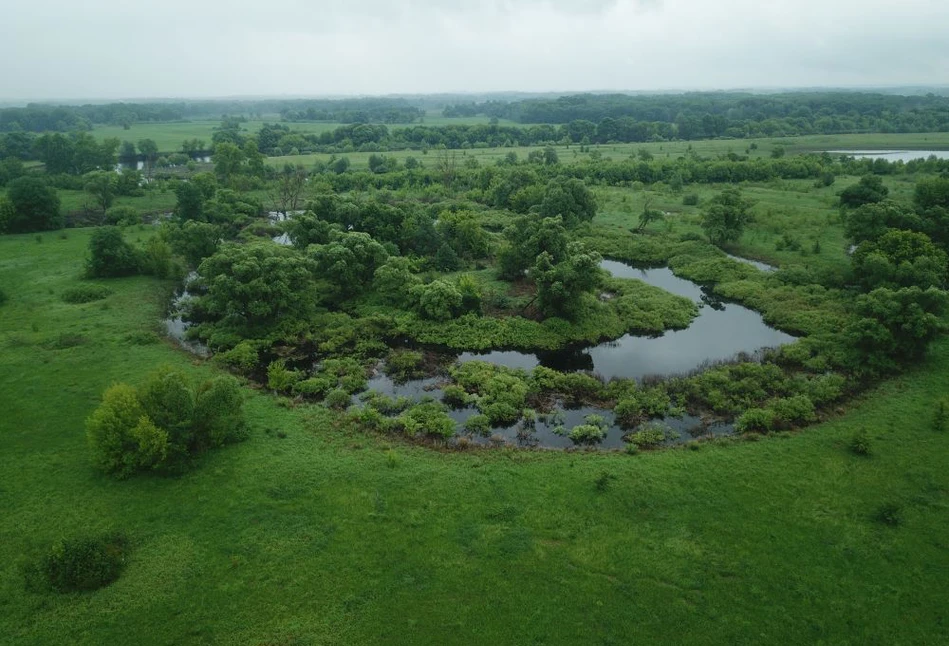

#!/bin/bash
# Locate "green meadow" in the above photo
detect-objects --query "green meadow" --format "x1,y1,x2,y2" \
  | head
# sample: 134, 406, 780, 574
1, 215, 947, 644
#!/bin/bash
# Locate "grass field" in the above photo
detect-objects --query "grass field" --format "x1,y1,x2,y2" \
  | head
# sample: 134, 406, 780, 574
1, 222, 948, 644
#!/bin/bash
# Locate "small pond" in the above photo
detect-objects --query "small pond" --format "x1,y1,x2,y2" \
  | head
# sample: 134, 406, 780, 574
826, 150, 949, 163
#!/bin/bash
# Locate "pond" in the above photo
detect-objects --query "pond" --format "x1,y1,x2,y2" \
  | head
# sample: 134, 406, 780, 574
362, 258, 795, 449
456, 260, 795, 382
826, 150, 949, 163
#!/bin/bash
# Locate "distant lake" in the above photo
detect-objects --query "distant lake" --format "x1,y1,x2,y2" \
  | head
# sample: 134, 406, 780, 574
826, 150, 949, 163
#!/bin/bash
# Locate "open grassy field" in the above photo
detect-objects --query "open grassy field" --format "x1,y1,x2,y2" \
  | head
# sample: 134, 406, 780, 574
267, 132, 949, 171
1, 223, 948, 644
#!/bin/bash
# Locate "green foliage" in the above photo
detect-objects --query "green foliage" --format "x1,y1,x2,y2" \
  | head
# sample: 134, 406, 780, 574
625, 421, 673, 448
174, 181, 205, 221
735, 407, 776, 434
385, 350, 425, 382
324, 388, 352, 410
267, 359, 301, 393
86, 227, 140, 278
309, 231, 389, 299
85, 367, 246, 478
848, 430, 873, 456
846, 287, 949, 373
5, 176, 62, 233
532, 242, 603, 319
436, 210, 489, 259
83, 171, 118, 214
165, 221, 222, 268
453, 361, 530, 426
842, 201, 921, 245
851, 229, 947, 291
463, 413, 491, 436
30, 533, 128, 593
568, 414, 609, 444
412, 280, 462, 321
701, 187, 753, 246
539, 177, 597, 228
769, 395, 817, 429
933, 399, 948, 432
141, 236, 174, 279
434, 242, 462, 271
613, 386, 672, 427
104, 205, 140, 226
396, 401, 456, 438
839, 175, 889, 209
682, 193, 700, 206
373, 256, 421, 306
216, 340, 259, 374
284, 210, 337, 249
61, 284, 113, 304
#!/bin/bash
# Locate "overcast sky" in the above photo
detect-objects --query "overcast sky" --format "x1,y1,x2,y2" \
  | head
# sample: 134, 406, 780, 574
3, 0, 949, 101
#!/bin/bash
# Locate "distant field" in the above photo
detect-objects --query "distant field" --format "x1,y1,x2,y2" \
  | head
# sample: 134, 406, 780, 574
266, 132, 949, 171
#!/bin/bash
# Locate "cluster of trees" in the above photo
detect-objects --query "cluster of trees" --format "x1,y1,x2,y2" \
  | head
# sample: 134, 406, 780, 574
86, 367, 247, 478
0, 176, 62, 233
839, 175, 949, 373
442, 92, 949, 137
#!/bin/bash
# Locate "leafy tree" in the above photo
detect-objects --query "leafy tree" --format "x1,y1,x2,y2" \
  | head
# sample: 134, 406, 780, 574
165, 221, 222, 267
636, 200, 664, 232
845, 286, 948, 374
119, 140, 136, 160
137, 138, 158, 175
538, 177, 597, 228
434, 242, 462, 271
412, 280, 462, 321
5, 176, 62, 232
838, 175, 889, 209
0, 156, 25, 187
193, 242, 319, 335
330, 156, 351, 174
85, 383, 167, 478
284, 211, 338, 249
309, 231, 389, 298
269, 164, 309, 215
174, 181, 205, 221
531, 242, 603, 319
700, 187, 753, 246
86, 226, 140, 277
843, 200, 922, 245
498, 215, 568, 279
212, 142, 245, 183
852, 229, 948, 291
83, 171, 118, 215
372, 256, 420, 306
913, 176, 949, 212
436, 210, 489, 259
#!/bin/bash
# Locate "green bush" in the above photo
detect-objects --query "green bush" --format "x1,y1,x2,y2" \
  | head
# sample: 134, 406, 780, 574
293, 375, 335, 398
933, 399, 948, 432
735, 407, 776, 434
267, 359, 301, 393
104, 205, 140, 226
625, 421, 672, 448
86, 367, 246, 478
86, 227, 141, 278
397, 401, 456, 438
441, 385, 470, 408
769, 395, 817, 429
141, 237, 173, 278
848, 430, 873, 456
61, 284, 113, 304
384, 349, 425, 382
682, 193, 700, 206
464, 414, 491, 436
324, 388, 352, 410
30, 533, 128, 593
568, 414, 609, 445
216, 340, 260, 374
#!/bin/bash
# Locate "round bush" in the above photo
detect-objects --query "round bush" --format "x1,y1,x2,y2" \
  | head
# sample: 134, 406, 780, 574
61, 284, 113, 304
32, 533, 128, 593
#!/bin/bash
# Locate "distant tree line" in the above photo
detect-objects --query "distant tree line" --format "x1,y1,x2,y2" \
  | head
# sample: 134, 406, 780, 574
442, 92, 949, 138
0, 98, 425, 133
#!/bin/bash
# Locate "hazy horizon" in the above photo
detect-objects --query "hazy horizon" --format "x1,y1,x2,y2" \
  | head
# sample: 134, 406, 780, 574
3, 0, 948, 102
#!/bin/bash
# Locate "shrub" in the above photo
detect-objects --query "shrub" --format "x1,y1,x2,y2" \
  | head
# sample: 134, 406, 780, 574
104, 205, 140, 226
594, 471, 616, 491
267, 359, 301, 393
324, 388, 352, 410
385, 349, 425, 382
86, 227, 141, 278
216, 340, 260, 374
397, 401, 456, 438
86, 367, 246, 477
293, 375, 335, 398
682, 193, 700, 206
626, 421, 672, 448
568, 414, 609, 445
848, 430, 873, 456
769, 395, 817, 429
141, 237, 173, 278
5, 176, 62, 232
442, 385, 470, 408
61, 284, 113, 304
463, 414, 491, 436
29, 533, 129, 593
933, 399, 948, 432
735, 407, 775, 434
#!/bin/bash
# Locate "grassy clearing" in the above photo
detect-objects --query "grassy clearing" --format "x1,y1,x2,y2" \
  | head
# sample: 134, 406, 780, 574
1, 228, 948, 644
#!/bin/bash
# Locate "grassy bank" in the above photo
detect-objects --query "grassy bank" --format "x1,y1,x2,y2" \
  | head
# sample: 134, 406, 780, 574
1, 228, 948, 644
